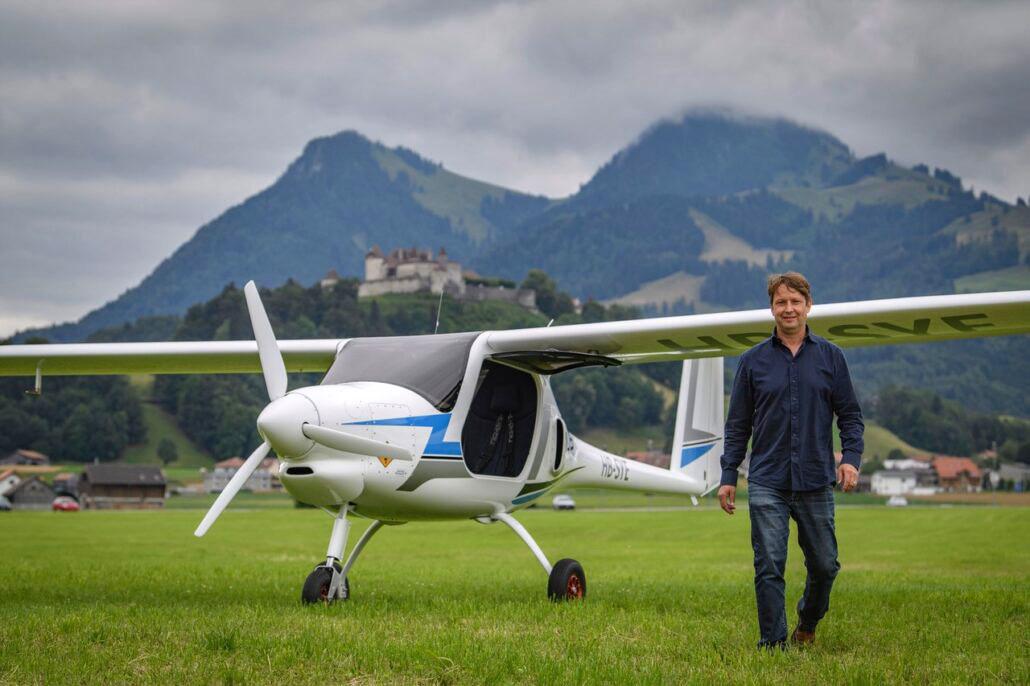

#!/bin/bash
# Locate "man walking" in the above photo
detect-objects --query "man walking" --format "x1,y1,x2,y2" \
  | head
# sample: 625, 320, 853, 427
718, 272, 863, 649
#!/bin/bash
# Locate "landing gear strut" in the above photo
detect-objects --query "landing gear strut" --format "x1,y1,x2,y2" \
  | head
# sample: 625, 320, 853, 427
491, 512, 586, 602
302, 509, 385, 605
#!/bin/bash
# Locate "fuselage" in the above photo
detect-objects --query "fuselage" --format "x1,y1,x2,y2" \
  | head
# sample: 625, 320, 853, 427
276, 377, 703, 521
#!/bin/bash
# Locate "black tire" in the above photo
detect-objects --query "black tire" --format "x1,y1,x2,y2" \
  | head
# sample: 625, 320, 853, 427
301, 566, 349, 604
548, 558, 586, 601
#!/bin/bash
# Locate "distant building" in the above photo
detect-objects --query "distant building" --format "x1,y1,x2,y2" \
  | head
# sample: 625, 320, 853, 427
625, 450, 670, 469
988, 463, 1030, 491
358, 246, 465, 298
205, 457, 280, 493
320, 269, 342, 289
350, 246, 536, 310
52, 472, 79, 497
871, 470, 918, 496
6, 476, 55, 510
79, 464, 166, 509
932, 456, 982, 493
883, 457, 937, 491
0, 469, 21, 496
0, 449, 50, 466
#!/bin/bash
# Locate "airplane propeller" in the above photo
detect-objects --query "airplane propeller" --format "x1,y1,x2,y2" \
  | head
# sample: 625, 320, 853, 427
195, 280, 283, 537
195, 280, 408, 538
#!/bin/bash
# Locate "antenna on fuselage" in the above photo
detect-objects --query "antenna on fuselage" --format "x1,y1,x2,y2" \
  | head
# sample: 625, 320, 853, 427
434, 289, 445, 334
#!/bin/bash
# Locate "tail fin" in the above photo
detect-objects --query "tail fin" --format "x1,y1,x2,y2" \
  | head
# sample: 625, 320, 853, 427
670, 357, 724, 496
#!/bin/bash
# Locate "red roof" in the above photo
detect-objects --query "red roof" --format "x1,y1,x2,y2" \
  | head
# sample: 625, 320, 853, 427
14, 449, 48, 462
0, 469, 16, 481
933, 456, 982, 480
216, 457, 245, 469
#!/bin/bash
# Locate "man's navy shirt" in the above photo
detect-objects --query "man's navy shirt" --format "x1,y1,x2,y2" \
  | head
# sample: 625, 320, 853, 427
721, 328, 864, 491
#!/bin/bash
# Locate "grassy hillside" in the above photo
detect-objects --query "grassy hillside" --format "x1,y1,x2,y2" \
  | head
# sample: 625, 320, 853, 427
121, 375, 212, 468
955, 265, 1030, 293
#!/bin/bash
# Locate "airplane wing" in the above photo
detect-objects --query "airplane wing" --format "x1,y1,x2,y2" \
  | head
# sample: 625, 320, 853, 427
0, 291, 1026, 377
484, 290, 1030, 364
0, 339, 343, 376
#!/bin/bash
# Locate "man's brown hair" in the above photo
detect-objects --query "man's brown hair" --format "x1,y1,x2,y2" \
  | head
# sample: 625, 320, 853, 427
767, 272, 812, 304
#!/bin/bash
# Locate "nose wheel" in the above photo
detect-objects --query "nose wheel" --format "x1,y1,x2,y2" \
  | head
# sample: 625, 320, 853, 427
548, 558, 586, 601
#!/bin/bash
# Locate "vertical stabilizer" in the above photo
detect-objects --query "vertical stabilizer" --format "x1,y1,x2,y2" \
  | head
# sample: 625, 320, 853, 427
670, 357, 724, 495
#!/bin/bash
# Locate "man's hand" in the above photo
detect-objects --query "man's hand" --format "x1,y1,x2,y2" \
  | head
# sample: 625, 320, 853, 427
837, 463, 859, 492
718, 485, 736, 514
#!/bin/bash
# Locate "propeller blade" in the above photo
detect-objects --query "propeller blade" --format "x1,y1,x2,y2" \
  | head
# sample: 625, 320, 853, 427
244, 280, 288, 401
194, 441, 271, 537
302, 424, 413, 462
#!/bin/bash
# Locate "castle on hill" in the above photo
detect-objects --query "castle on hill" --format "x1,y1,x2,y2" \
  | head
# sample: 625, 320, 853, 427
326, 246, 536, 310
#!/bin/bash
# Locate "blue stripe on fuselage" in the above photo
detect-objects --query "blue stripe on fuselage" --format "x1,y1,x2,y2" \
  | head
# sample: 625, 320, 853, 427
345, 413, 462, 457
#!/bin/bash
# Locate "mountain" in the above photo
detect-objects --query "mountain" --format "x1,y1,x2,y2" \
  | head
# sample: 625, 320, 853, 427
477, 113, 1027, 308
573, 111, 853, 208
16, 111, 1028, 346
20, 131, 550, 342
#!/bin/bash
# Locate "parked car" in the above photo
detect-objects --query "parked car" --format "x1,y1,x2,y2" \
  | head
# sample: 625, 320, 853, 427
52, 496, 80, 512
552, 494, 576, 511
886, 495, 909, 507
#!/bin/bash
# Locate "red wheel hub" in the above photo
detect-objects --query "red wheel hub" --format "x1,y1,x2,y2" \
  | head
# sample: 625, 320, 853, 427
566, 573, 583, 598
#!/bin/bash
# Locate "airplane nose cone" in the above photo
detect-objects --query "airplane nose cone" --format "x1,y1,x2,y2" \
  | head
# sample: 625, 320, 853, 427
256, 393, 318, 458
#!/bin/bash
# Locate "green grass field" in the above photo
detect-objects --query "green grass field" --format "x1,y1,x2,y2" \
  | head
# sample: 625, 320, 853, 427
1, 504, 1027, 683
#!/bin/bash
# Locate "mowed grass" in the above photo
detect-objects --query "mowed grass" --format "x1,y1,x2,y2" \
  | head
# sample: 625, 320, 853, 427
1, 506, 1027, 684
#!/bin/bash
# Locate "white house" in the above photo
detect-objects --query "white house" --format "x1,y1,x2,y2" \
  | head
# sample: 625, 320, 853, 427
871, 470, 918, 496
883, 458, 931, 471
0, 469, 21, 496
205, 457, 280, 493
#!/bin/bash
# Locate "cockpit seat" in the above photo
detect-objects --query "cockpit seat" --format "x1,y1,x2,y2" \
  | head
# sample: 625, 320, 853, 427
462, 362, 537, 478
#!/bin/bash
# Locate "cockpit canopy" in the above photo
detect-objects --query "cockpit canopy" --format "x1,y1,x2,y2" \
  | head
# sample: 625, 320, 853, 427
321, 332, 480, 411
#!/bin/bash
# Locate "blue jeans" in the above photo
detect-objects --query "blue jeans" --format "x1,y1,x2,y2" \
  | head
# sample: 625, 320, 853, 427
748, 482, 840, 647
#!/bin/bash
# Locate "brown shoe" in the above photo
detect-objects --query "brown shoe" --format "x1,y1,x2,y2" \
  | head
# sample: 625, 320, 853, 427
791, 626, 816, 645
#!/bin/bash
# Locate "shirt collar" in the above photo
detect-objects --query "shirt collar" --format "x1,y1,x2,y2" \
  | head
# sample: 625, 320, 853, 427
770, 326, 813, 348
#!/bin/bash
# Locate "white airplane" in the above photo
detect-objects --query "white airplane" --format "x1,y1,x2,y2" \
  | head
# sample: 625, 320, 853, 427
1, 285, 1027, 603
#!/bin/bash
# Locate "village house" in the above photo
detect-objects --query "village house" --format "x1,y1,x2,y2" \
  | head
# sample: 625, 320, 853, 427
871, 470, 918, 496
5, 476, 55, 510
0, 449, 50, 466
205, 457, 281, 493
625, 450, 669, 469
0, 468, 21, 496
78, 464, 166, 509
883, 455, 937, 491
932, 456, 982, 493
52, 472, 79, 497
341, 246, 537, 310
988, 462, 1030, 491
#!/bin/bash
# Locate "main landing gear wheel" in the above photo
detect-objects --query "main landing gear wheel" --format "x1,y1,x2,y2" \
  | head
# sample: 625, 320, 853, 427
301, 563, 349, 605
548, 558, 586, 601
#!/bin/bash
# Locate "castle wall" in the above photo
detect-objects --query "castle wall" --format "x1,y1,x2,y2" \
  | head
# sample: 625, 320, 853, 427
358, 277, 427, 298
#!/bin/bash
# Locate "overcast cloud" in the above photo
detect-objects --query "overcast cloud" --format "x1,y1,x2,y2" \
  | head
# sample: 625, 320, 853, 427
2, 0, 1028, 336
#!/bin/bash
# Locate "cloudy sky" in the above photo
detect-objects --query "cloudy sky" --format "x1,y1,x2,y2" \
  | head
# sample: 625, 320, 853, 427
2, 0, 1028, 337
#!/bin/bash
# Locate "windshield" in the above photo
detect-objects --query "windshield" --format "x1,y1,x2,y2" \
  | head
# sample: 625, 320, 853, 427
321, 332, 480, 411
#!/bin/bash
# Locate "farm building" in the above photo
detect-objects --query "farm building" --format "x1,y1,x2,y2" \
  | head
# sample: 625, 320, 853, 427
79, 464, 166, 509
6, 476, 55, 509
932, 457, 982, 493
205, 457, 280, 493
0, 469, 21, 495
52, 472, 79, 497
0, 449, 50, 466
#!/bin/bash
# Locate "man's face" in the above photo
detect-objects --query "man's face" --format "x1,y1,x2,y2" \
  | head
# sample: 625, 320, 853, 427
771, 284, 811, 337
